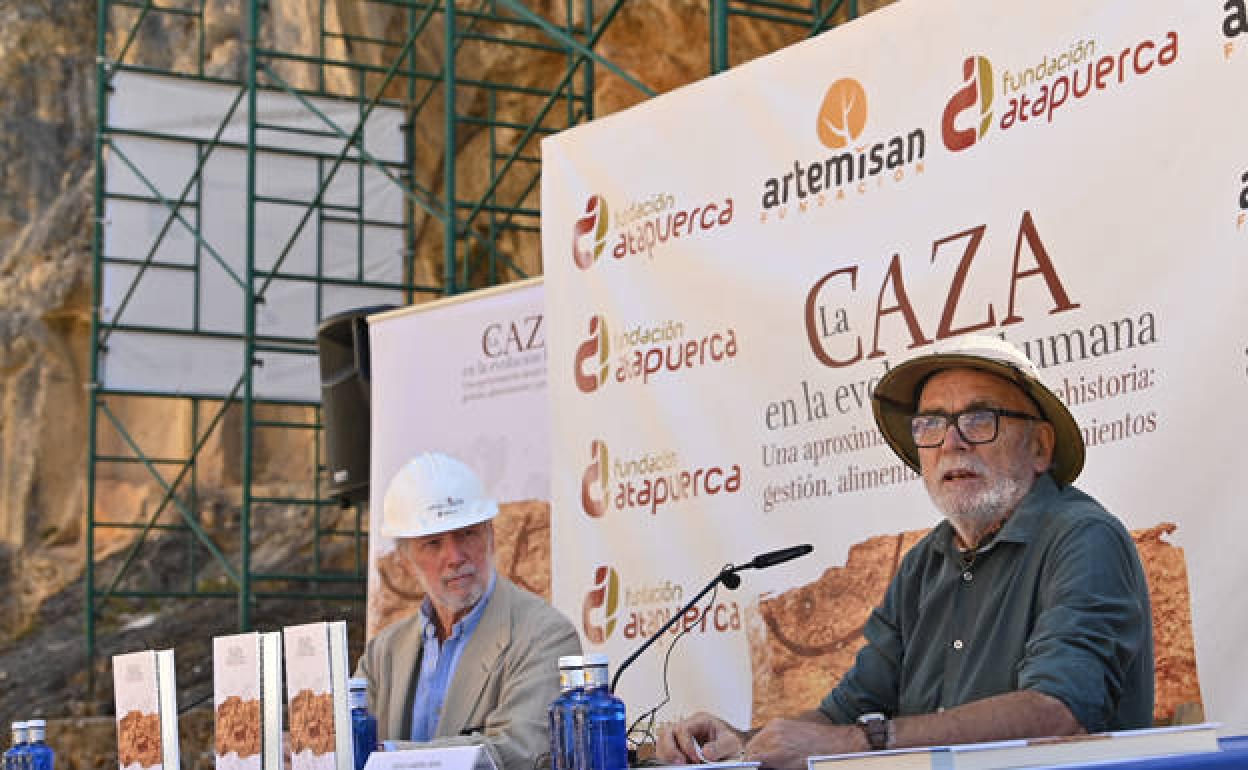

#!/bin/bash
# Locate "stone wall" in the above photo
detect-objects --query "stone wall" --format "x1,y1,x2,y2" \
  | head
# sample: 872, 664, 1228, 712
0, 0, 98, 629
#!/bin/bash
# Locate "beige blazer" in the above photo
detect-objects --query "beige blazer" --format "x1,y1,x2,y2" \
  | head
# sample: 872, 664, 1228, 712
357, 576, 582, 770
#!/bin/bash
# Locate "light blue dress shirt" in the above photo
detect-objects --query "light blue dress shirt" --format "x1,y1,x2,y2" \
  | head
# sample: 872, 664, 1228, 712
408, 573, 497, 741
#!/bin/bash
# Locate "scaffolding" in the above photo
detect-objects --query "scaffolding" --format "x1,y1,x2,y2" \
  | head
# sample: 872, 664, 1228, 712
87, 0, 865, 682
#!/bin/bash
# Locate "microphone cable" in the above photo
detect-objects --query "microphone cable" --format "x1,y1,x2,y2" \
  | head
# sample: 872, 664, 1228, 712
624, 564, 730, 754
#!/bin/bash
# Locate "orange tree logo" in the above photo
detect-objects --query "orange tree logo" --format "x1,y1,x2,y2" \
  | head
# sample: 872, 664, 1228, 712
582, 565, 621, 644
815, 78, 868, 150
573, 315, 610, 393
572, 195, 610, 270
942, 56, 995, 152
581, 440, 610, 518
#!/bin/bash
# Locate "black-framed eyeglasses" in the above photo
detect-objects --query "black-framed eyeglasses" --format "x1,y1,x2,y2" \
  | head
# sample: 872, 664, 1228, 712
910, 407, 1042, 448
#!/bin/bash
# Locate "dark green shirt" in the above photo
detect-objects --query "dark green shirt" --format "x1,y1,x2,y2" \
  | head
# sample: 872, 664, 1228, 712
820, 474, 1154, 732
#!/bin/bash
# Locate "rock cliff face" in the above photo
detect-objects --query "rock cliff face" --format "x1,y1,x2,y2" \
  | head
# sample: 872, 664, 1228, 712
0, 0, 890, 764
0, 0, 97, 628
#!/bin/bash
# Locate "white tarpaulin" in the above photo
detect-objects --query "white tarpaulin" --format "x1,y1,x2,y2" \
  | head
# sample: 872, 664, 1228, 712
543, 0, 1248, 733
101, 71, 406, 400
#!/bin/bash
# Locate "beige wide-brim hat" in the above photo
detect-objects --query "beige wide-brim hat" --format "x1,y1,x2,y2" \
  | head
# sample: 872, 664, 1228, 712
871, 335, 1084, 485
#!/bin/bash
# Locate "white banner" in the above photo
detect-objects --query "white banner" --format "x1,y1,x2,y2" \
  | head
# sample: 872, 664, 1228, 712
101, 71, 406, 400
366, 279, 552, 637
543, 0, 1248, 734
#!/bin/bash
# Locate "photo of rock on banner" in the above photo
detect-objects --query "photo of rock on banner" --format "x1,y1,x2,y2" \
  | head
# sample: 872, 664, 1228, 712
113, 649, 175, 770
745, 524, 1200, 726
368, 500, 552, 636
215, 696, 262, 763
116, 710, 163, 770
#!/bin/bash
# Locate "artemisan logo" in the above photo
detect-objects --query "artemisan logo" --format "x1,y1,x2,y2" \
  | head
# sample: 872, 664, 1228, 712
573, 195, 610, 269
582, 565, 620, 644
760, 77, 926, 222
572, 192, 735, 271
580, 439, 742, 518
573, 314, 738, 393
943, 32, 1177, 152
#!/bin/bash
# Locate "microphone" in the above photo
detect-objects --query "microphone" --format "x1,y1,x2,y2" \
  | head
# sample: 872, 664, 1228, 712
744, 544, 813, 571
607, 544, 813, 694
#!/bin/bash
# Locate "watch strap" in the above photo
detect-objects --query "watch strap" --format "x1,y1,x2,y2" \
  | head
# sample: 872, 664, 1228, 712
856, 712, 890, 751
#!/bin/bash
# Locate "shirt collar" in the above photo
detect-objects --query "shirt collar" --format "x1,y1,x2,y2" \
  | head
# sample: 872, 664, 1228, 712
419, 571, 498, 641
995, 472, 1060, 544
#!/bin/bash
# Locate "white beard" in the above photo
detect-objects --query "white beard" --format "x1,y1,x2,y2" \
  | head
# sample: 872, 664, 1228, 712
927, 456, 1032, 543
430, 564, 489, 613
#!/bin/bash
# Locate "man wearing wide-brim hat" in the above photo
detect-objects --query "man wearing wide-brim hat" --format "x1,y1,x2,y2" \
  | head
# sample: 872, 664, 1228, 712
660, 335, 1153, 770
357, 452, 581, 770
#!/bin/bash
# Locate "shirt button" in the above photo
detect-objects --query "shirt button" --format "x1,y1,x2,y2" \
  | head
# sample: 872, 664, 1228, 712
962, 571, 973, 582
953, 639, 964, 650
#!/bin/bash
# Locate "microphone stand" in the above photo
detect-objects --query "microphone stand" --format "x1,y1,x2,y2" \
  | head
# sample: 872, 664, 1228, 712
609, 565, 741, 694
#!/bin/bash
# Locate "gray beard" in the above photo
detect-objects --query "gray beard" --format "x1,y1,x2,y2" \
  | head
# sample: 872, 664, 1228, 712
428, 563, 492, 614
942, 476, 1028, 536
927, 459, 1032, 542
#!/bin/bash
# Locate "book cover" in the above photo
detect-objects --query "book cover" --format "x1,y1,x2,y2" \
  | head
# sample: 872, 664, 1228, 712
214, 631, 283, 770
807, 722, 1221, 770
284, 621, 352, 770
113, 649, 180, 770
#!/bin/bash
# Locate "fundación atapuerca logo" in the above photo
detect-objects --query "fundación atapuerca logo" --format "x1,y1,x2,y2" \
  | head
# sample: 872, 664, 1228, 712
582, 564, 620, 644
941, 55, 995, 152
572, 194, 610, 269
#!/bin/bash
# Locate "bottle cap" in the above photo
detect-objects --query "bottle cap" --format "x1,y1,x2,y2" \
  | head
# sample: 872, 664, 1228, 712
557, 655, 584, 669
26, 720, 45, 728
11, 721, 25, 731
583, 652, 609, 667
348, 677, 368, 691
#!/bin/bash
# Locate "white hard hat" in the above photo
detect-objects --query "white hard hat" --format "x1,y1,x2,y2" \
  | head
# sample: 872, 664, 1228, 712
381, 452, 499, 538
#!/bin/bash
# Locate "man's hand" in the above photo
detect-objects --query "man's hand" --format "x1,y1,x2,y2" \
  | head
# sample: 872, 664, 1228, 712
745, 718, 864, 770
657, 711, 745, 764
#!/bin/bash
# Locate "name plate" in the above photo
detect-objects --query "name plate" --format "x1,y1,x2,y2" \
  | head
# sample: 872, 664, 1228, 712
365, 746, 497, 770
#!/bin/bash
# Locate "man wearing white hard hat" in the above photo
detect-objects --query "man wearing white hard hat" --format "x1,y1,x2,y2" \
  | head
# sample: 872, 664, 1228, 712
357, 452, 581, 770
660, 335, 1153, 769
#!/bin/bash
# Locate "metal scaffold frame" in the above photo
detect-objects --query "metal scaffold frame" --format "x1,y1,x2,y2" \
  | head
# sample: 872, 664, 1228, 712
87, 0, 864, 686
711, 0, 862, 71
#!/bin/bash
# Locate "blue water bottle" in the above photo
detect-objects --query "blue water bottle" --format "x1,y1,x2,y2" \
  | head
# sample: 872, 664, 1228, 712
23, 721, 51, 770
548, 655, 586, 770
4, 722, 28, 770
578, 654, 627, 770
347, 678, 378, 770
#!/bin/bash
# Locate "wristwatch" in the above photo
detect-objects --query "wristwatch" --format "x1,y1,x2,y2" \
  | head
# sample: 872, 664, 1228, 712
856, 712, 890, 751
